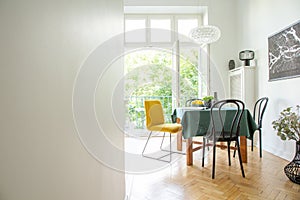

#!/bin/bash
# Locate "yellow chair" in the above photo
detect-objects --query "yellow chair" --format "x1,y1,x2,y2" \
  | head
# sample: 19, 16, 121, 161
142, 100, 184, 162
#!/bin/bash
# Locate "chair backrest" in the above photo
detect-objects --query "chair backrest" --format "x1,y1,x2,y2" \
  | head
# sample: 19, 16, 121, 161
144, 100, 165, 129
185, 98, 203, 107
253, 97, 269, 129
210, 99, 245, 140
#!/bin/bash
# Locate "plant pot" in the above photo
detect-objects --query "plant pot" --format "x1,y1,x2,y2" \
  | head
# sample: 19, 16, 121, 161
204, 100, 212, 108
284, 141, 300, 184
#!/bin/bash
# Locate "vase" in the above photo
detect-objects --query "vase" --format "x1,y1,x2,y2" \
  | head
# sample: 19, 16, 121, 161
284, 141, 300, 184
204, 101, 212, 108
229, 60, 235, 70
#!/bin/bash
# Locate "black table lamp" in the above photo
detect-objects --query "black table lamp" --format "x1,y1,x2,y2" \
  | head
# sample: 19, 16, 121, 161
239, 50, 254, 66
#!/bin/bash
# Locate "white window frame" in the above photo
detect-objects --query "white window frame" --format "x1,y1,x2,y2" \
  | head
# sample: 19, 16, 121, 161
124, 14, 202, 48
148, 15, 173, 45
124, 13, 207, 98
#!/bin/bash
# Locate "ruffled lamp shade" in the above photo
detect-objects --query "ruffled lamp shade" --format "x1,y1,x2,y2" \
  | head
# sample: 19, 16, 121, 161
189, 25, 221, 44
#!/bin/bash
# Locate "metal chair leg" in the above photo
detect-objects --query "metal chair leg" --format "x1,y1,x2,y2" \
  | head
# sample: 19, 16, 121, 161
160, 133, 185, 154
160, 132, 166, 150
170, 132, 172, 162
236, 129, 262, 158
142, 131, 153, 157
233, 142, 237, 157
227, 141, 231, 166
236, 139, 245, 178
142, 131, 170, 162
212, 144, 216, 179
251, 135, 254, 151
259, 129, 262, 158
142, 131, 184, 163
202, 137, 206, 167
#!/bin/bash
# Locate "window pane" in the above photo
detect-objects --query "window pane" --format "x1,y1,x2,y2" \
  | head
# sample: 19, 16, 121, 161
124, 50, 173, 133
125, 19, 146, 43
178, 19, 198, 42
125, 19, 145, 31
179, 48, 202, 105
150, 19, 171, 42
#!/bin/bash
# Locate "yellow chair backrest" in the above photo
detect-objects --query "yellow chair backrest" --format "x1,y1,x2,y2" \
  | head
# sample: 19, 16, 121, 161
144, 100, 165, 128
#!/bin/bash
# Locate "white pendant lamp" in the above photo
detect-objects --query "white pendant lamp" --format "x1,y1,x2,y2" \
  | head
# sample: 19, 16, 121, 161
189, 25, 221, 95
189, 25, 221, 45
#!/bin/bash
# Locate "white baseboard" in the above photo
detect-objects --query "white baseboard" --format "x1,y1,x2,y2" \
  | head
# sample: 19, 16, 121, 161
264, 143, 291, 161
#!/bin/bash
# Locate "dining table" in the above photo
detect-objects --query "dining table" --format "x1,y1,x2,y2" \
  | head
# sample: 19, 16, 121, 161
174, 107, 258, 166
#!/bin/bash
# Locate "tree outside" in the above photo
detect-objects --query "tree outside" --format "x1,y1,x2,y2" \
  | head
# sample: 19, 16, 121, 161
124, 48, 199, 131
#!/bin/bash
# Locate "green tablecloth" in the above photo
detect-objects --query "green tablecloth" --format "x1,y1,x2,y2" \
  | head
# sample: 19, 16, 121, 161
176, 107, 258, 139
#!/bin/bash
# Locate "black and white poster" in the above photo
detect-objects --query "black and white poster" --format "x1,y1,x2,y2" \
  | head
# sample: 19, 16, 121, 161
268, 20, 300, 81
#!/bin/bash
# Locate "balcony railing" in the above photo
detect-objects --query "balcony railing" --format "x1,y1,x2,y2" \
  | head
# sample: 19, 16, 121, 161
125, 95, 173, 130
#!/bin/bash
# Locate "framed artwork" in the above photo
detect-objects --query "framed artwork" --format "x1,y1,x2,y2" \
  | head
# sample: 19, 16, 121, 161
268, 20, 300, 81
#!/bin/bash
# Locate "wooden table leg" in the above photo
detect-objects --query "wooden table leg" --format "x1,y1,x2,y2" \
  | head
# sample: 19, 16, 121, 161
176, 117, 183, 151
240, 136, 247, 163
177, 131, 182, 151
186, 138, 193, 166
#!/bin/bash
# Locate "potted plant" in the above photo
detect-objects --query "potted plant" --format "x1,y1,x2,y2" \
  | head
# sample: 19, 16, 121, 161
202, 95, 214, 108
272, 105, 300, 184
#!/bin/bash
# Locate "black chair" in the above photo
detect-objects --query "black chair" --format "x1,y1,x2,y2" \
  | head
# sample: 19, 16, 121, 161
202, 99, 245, 179
252, 97, 269, 157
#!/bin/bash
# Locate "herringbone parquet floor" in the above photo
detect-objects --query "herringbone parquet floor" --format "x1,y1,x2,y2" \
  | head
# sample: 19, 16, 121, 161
127, 145, 300, 200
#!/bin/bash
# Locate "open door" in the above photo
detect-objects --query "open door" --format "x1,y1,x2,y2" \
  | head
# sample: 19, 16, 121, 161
172, 40, 180, 110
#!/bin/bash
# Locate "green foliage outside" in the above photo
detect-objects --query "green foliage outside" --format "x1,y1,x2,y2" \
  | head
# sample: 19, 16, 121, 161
125, 49, 199, 128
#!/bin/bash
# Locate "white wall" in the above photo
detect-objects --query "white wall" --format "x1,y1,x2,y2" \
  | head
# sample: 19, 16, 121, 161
0, 0, 125, 200
236, 0, 300, 160
124, 0, 239, 99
